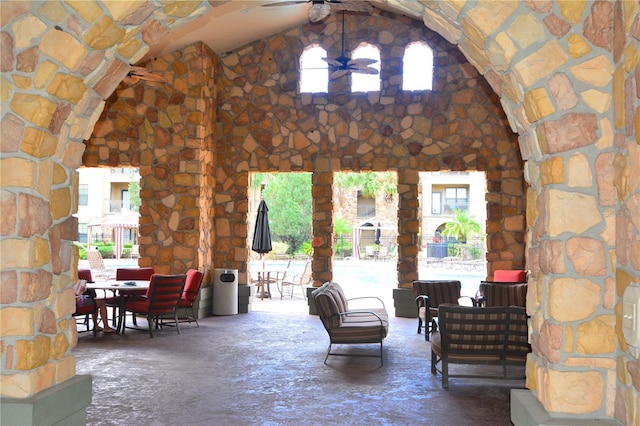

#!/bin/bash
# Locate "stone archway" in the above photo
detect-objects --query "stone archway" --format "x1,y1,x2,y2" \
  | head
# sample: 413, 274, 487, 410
1, 1, 638, 424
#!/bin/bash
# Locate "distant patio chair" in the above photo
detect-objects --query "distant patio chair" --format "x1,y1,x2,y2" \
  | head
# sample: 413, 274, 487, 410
377, 246, 389, 261
280, 261, 311, 300
86, 250, 115, 281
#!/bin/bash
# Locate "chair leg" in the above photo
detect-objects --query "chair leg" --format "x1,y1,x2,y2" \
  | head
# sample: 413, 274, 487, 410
174, 312, 181, 335
190, 307, 199, 327
147, 314, 154, 338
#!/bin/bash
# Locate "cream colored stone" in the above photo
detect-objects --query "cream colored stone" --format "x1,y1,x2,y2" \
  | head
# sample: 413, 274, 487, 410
102, 0, 148, 20
512, 40, 568, 88
21, 127, 57, 159
0, 307, 34, 336
624, 43, 638, 73
464, 0, 517, 38
596, 118, 613, 150
506, 13, 545, 49
547, 189, 601, 237
577, 315, 616, 354
570, 55, 614, 88
50, 188, 70, 220
567, 153, 593, 188
548, 277, 601, 322
46, 74, 87, 104
12, 15, 47, 48
544, 369, 603, 414
581, 89, 610, 114
567, 34, 592, 58
83, 16, 126, 49
422, 7, 462, 44
558, 0, 587, 24
0, 157, 37, 187
33, 60, 58, 90
39, 28, 88, 72
1, 76, 12, 101
12, 75, 30, 90
9, 93, 56, 127
523, 88, 555, 123
38, 1, 67, 22
64, 0, 103, 22
487, 32, 517, 72
55, 355, 76, 383
33, 236, 50, 268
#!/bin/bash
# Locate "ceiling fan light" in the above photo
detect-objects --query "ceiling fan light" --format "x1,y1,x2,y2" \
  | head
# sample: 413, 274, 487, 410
308, 3, 331, 22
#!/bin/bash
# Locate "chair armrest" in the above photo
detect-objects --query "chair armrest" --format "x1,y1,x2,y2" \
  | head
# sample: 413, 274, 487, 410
347, 296, 386, 310
339, 310, 386, 327
415, 294, 430, 308
458, 296, 476, 307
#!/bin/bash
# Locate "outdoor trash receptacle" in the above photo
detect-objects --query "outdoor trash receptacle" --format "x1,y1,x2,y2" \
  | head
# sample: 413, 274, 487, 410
213, 269, 238, 315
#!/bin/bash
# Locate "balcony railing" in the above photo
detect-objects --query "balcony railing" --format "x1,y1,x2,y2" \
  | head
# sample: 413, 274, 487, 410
109, 200, 130, 212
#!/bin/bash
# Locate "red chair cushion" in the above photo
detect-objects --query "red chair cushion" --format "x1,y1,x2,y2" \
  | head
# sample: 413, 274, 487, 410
116, 267, 154, 281
78, 269, 93, 281
493, 270, 526, 282
180, 269, 204, 305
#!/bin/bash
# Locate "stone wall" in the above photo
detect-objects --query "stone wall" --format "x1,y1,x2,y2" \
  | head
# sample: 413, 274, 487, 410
83, 42, 217, 277
215, 10, 525, 286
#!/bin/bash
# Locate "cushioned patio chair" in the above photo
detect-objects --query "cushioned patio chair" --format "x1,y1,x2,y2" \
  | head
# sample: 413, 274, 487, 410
107, 267, 155, 326
413, 280, 467, 341
312, 282, 389, 366
74, 269, 97, 335
492, 269, 527, 283
477, 281, 527, 308
122, 274, 187, 338
163, 269, 204, 327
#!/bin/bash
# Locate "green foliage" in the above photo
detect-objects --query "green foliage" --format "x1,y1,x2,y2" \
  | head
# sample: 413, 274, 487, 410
299, 241, 313, 256
74, 242, 87, 260
333, 217, 351, 236
271, 241, 289, 256
128, 179, 141, 211
440, 209, 481, 243
334, 172, 397, 198
262, 173, 312, 255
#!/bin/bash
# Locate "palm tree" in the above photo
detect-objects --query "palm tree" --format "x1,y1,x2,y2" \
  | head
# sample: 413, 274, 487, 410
440, 209, 481, 243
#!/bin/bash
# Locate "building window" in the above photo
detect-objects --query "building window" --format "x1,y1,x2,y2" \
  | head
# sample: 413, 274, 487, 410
78, 223, 87, 244
357, 191, 375, 218
431, 192, 442, 215
403, 41, 433, 91
300, 44, 328, 93
444, 187, 468, 214
79, 184, 88, 206
351, 43, 381, 93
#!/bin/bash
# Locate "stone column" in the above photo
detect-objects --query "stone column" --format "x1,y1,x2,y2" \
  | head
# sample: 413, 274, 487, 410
312, 169, 334, 287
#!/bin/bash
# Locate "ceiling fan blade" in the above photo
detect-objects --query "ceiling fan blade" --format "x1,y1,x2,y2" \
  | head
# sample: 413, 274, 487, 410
350, 66, 379, 75
348, 58, 378, 67
321, 57, 342, 67
327, 0, 373, 13
330, 68, 349, 79
261, 0, 310, 7
308, 3, 331, 22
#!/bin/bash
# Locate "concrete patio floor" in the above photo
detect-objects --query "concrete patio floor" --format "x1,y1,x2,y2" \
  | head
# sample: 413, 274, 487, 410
74, 284, 524, 426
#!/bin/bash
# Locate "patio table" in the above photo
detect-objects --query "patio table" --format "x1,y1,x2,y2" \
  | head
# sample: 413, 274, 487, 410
87, 280, 150, 333
253, 269, 286, 300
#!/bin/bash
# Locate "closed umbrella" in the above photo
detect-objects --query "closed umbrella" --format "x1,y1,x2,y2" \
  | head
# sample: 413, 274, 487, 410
374, 222, 381, 245
252, 200, 273, 298
252, 200, 272, 257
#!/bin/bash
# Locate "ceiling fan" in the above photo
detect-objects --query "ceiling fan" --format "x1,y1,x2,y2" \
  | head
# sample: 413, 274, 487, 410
262, 0, 372, 23
322, 11, 378, 79
122, 66, 168, 85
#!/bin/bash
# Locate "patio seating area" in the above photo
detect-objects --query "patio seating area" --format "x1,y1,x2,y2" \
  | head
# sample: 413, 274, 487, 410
75, 294, 522, 425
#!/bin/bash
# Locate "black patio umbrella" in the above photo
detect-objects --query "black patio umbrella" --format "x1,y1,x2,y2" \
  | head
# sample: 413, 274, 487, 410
252, 199, 272, 259
374, 222, 381, 245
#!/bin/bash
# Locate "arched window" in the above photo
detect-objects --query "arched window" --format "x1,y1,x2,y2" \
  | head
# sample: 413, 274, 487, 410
351, 43, 381, 93
300, 44, 328, 93
403, 42, 433, 91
